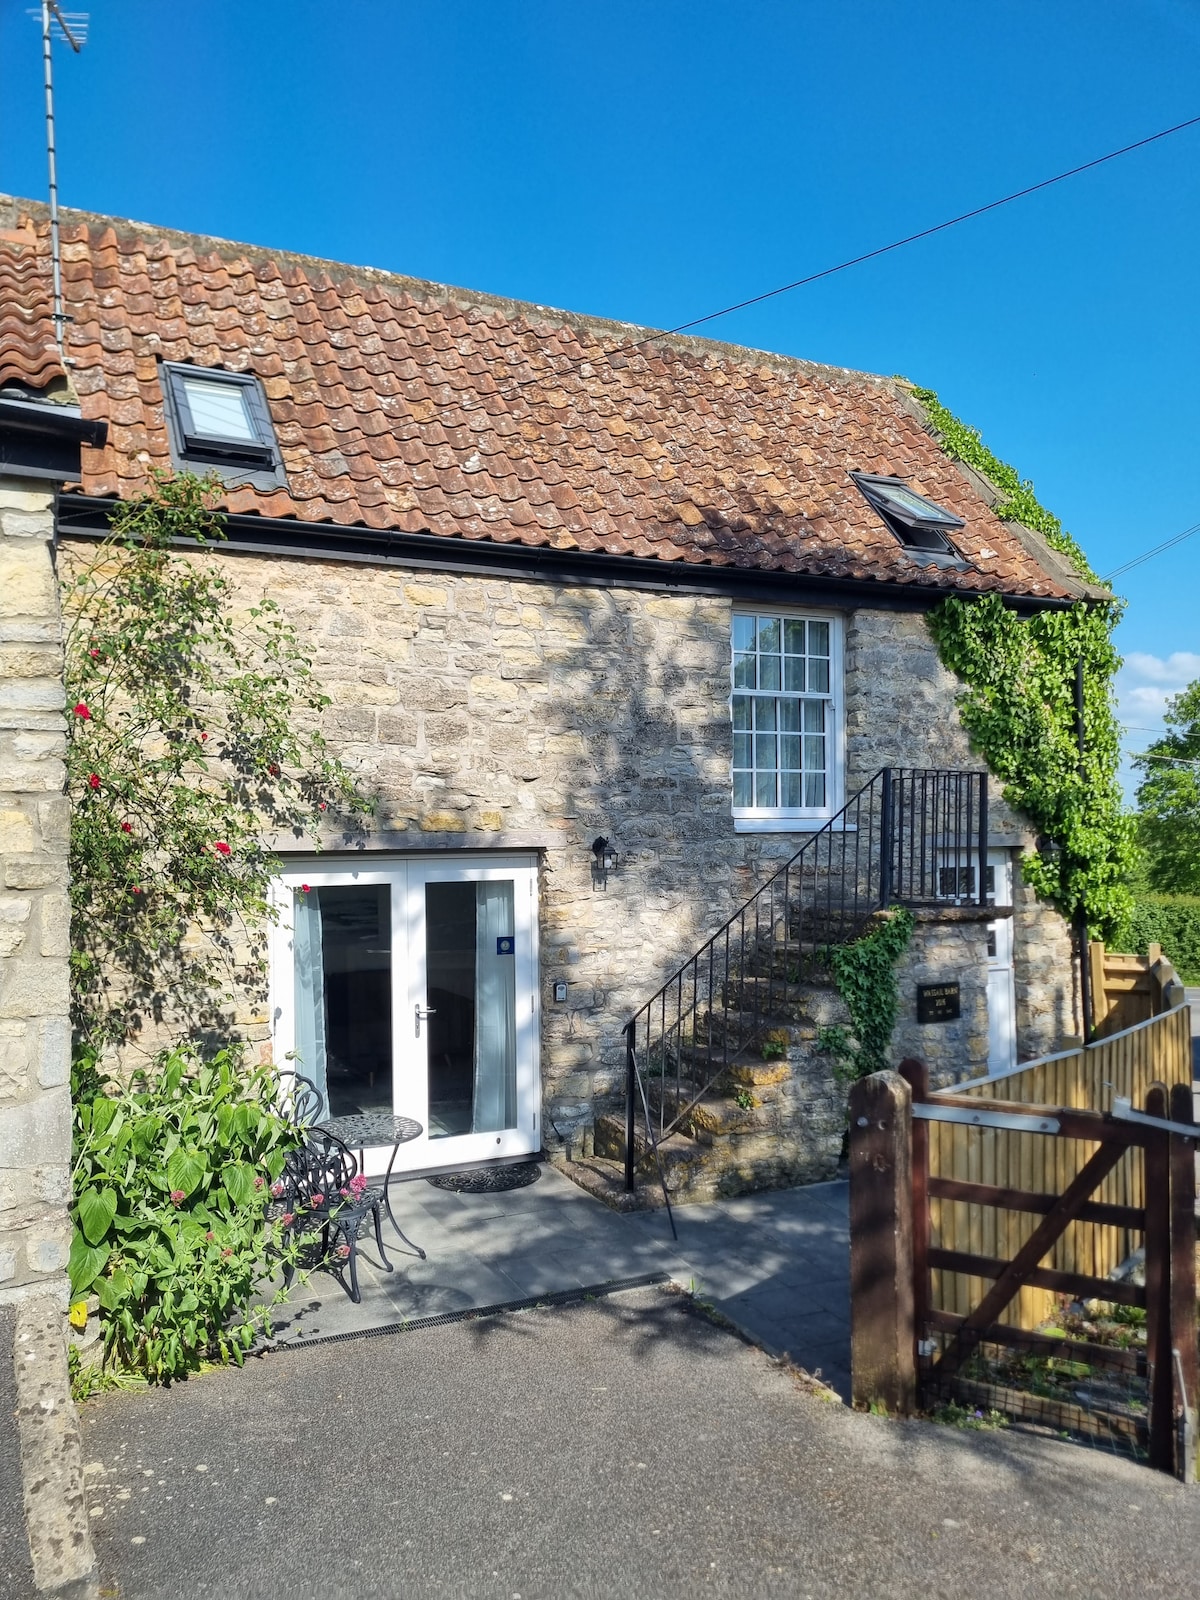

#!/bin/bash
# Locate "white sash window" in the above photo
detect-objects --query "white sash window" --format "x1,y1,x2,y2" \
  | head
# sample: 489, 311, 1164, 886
731, 610, 843, 831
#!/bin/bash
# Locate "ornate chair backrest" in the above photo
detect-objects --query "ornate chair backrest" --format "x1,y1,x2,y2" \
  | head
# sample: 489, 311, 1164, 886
290, 1074, 326, 1129
280, 1130, 357, 1213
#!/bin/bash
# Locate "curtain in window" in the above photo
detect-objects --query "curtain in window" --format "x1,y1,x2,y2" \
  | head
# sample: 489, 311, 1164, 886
472, 882, 516, 1133
292, 889, 328, 1109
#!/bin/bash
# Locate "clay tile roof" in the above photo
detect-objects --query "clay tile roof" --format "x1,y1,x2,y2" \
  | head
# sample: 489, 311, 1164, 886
0, 221, 65, 391
2, 197, 1086, 601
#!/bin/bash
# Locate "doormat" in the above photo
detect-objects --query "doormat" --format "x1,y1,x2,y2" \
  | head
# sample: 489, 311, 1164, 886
426, 1162, 541, 1195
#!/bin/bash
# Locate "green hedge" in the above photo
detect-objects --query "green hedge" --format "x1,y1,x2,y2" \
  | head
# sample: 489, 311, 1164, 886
1115, 896, 1200, 984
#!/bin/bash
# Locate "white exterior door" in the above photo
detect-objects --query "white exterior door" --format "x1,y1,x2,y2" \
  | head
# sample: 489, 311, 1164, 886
270, 855, 540, 1174
938, 849, 1017, 1075
984, 855, 1017, 1075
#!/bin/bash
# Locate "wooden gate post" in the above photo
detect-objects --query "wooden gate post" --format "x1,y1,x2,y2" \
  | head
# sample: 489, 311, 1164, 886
1145, 1082, 1175, 1475
1169, 1081, 1198, 1482
849, 1070, 916, 1415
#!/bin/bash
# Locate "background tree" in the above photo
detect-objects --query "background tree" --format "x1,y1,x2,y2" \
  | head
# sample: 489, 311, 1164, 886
64, 472, 371, 1056
1134, 678, 1200, 895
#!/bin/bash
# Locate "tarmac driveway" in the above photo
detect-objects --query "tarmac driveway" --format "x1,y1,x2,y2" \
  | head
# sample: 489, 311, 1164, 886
79, 1286, 1200, 1600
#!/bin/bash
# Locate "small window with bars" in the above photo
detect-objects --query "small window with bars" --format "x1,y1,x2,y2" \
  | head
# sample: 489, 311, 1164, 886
731, 613, 837, 815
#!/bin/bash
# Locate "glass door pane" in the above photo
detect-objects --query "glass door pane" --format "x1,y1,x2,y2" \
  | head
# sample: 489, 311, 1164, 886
291, 883, 393, 1118
425, 879, 517, 1138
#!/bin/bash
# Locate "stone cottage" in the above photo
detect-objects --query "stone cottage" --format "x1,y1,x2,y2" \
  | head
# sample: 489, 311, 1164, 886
0, 194, 1107, 1246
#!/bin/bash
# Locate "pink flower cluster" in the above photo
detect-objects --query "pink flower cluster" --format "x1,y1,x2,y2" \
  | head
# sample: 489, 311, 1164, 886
169, 1189, 186, 1206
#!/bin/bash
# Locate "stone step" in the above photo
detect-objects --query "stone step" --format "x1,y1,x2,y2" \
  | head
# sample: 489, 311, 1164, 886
591, 1109, 841, 1202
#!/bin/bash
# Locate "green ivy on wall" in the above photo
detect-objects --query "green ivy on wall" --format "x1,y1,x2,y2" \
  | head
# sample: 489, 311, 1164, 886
817, 906, 914, 1083
910, 387, 1133, 939
909, 387, 1097, 581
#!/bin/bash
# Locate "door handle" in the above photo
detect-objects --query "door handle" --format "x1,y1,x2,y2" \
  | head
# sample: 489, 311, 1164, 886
415, 1004, 437, 1038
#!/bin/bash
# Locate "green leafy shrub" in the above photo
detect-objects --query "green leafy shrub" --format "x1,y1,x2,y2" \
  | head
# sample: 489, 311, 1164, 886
1114, 895, 1200, 983
70, 1044, 300, 1382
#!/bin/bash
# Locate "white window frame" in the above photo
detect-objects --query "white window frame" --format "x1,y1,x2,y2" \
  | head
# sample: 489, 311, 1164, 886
730, 607, 845, 833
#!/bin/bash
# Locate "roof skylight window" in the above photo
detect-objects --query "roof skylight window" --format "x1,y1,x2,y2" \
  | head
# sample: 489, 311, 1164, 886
850, 472, 966, 559
160, 362, 283, 484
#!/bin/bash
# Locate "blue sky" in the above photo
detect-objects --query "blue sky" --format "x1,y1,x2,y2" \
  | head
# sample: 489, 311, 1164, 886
2, 0, 1197, 786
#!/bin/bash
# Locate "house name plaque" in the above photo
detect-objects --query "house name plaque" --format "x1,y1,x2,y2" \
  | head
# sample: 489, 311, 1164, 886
916, 982, 961, 1024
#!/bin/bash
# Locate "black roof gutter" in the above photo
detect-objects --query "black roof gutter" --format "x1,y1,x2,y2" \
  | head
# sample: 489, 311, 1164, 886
0, 399, 108, 483
55, 491, 1078, 616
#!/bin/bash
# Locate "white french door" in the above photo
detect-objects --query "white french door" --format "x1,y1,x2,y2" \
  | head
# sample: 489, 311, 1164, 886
938, 849, 1017, 1075
270, 855, 540, 1175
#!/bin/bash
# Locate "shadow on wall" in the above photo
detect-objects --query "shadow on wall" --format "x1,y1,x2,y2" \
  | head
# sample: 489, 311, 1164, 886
538, 586, 798, 1101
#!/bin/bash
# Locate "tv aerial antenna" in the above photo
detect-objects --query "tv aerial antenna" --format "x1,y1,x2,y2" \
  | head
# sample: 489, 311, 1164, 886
26, 3, 90, 354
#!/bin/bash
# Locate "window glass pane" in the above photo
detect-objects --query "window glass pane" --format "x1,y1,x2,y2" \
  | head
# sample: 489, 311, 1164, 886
783, 655, 806, 692
732, 615, 755, 652
733, 771, 753, 807
783, 618, 806, 654
808, 657, 830, 694
778, 698, 800, 732
758, 651, 781, 691
181, 376, 258, 442
808, 619, 830, 656
802, 700, 825, 733
733, 732, 752, 769
732, 695, 751, 730
755, 733, 778, 770
803, 736, 825, 780
755, 770, 777, 807
780, 733, 801, 772
753, 698, 777, 731
781, 771, 802, 808
733, 652, 755, 689
804, 771, 826, 808
755, 618, 780, 655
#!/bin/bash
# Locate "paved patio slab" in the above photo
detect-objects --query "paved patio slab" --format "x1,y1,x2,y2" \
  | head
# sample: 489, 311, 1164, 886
261, 1165, 852, 1396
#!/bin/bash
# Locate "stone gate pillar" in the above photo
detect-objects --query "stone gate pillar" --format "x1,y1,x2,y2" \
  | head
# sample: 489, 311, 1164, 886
0, 475, 72, 1306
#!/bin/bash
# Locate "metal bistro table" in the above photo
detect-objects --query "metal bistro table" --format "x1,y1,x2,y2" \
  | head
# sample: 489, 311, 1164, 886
317, 1112, 427, 1260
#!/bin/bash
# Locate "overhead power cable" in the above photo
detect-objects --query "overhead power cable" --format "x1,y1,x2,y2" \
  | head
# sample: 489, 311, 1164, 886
666, 113, 1200, 335
476, 110, 1200, 414
1102, 518, 1200, 582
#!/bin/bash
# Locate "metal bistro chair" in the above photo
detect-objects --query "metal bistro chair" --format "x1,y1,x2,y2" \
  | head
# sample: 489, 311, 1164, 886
279, 1077, 394, 1304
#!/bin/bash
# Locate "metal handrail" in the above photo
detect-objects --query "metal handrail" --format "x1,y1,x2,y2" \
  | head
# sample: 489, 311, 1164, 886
621, 767, 987, 1193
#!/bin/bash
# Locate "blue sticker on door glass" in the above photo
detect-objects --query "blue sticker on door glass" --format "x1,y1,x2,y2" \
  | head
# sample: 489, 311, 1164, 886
496, 936, 515, 955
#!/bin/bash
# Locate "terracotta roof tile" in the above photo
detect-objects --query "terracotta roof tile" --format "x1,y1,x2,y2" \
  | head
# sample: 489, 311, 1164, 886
1, 201, 1084, 599
0, 225, 65, 391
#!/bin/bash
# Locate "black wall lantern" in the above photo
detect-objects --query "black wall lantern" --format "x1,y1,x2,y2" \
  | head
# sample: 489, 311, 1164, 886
591, 835, 619, 886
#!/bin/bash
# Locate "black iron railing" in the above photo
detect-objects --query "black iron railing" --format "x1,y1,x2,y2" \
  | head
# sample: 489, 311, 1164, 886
621, 767, 988, 1196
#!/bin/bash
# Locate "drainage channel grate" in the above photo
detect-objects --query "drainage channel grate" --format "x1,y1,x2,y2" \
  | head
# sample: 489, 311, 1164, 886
266, 1271, 673, 1351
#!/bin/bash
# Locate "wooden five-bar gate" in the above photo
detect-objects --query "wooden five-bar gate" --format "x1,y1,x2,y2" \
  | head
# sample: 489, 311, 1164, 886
849, 999, 1198, 1479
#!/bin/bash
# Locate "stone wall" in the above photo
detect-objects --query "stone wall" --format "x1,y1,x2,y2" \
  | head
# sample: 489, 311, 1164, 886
59, 544, 1081, 1127
0, 482, 71, 1305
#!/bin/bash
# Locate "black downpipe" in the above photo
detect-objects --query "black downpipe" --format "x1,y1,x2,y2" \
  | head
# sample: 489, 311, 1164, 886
1074, 660, 1094, 1043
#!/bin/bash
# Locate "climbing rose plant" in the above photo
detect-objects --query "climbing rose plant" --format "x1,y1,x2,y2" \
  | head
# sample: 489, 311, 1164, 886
64, 471, 371, 1051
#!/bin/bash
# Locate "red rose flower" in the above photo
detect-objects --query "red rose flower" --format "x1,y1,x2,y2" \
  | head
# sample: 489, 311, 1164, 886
300, 883, 310, 894
200, 732, 208, 742
73, 703, 91, 720
88, 648, 100, 659
87, 773, 101, 791
213, 840, 231, 856
120, 821, 132, 833
318, 802, 327, 811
